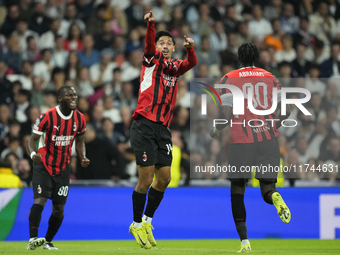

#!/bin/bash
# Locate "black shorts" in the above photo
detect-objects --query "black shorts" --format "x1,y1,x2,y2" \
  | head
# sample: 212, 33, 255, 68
32, 163, 71, 205
228, 138, 280, 184
130, 115, 172, 166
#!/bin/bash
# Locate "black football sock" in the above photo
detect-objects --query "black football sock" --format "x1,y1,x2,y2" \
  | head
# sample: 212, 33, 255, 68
144, 187, 164, 218
29, 204, 43, 238
263, 190, 278, 205
45, 214, 64, 242
132, 191, 147, 223
231, 194, 247, 240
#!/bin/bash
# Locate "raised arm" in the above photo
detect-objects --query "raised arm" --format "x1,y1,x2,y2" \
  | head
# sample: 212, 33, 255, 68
144, 11, 156, 57
179, 35, 197, 75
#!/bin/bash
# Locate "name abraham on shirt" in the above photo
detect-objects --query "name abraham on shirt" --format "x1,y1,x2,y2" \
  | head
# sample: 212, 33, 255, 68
239, 71, 265, 77
52, 135, 74, 146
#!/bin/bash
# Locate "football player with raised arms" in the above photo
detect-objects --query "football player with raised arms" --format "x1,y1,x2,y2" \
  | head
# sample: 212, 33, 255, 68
129, 11, 197, 249
210, 43, 291, 253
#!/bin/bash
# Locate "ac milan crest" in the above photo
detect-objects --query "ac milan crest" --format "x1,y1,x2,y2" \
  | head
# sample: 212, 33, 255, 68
37, 185, 42, 194
142, 152, 147, 162
73, 122, 77, 131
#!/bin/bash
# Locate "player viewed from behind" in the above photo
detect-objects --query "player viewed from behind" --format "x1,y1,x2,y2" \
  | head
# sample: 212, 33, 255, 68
129, 11, 197, 249
210, 43, 291, 253
27, 86, 90, 250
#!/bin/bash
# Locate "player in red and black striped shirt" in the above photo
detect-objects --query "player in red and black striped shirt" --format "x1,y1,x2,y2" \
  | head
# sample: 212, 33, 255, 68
210, 43, 291, 253
129, 11, 197, 249
27, 86, 90, 250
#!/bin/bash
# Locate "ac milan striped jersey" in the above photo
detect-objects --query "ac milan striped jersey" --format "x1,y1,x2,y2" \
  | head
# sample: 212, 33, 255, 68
32, 105, 86, 176
219, 66, 281, 144
132, 22, 197, 127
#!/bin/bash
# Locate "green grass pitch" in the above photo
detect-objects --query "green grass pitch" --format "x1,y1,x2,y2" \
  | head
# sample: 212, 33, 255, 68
1, 239, 339, 254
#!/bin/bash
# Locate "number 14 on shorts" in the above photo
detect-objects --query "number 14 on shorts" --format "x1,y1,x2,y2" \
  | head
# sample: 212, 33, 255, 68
166, 144, 172, 155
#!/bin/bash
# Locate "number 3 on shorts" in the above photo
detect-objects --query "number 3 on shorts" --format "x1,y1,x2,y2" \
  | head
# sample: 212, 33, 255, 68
58, 186, 69, 196
166, 144, 172, 155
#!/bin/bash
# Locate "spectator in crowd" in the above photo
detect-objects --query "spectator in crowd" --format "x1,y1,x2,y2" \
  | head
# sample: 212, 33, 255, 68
45, 0, 64, 20
1, 136, 23, 160
13, 18, 39, 52
76, 124, 126, 179
78, 67, 94, 97
116, 82, 137, 112
30, 76, 44, 107
107, 67, 123, 98
114, 106, 132, 140
60, 4, 86, 39
7, 61, 34, 90
125, 29, 143, 53
64, 51, 81, 82
0, 61, 12, 105
220, 33, 238, 69
0, 158, 23, 188
21, 36, 41, 62
235, 22, 253, 46
78, 34, 100, 68
291, 44, 312, 77
305, 63, 326, 96
264, 18, 283, 51
121, 50, 142, 82
309, 2, 337, 47
1, 34, 22, 74
0, 104, 10, 142
176, 79, 190, 109
33, 48, 54, 84
194, 3, 213, 38
52, 35, 68, 68
40, 90, 57, 113
248, 4, 273, 42
10, 89, 31, 126
28, 2, 52, 35
99, 117, 124, 146
110, 6, 128, 36
103, 95, 121, 124
95, 20, 115, 51
39, 18, 61, 49
64, 23, 83, 51
280, 3, 300, 34
90, 48, 117, 87
47, 67, 66, 91
259, 50, 280, 77
75, 0, 94, 23
0, 4, 20, 37
264, 0, 282, 21
17, 158, 32, 187
87, 4, 107, 36
320, 42, 340, 78
90, 104, 105, 132
196, 36, 221, 73
168, 5, 186, 38
223, 4, 240, 35
275, 35, 296, 63
125, 0, 143, 30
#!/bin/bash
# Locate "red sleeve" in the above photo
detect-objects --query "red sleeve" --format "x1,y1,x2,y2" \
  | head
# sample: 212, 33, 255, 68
32, 113, 49, 135
179, 47, 197, 75
144, 22, 156, 57
77, 114, 86, 135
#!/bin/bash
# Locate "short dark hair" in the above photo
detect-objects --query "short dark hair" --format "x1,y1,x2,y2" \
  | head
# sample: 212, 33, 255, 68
57, 85, 73, 99
155, 30, 175, 45
237, 43, 260, 67
308, 63, 320, 72
278, 61, 291, 69
18, 89, 31, 101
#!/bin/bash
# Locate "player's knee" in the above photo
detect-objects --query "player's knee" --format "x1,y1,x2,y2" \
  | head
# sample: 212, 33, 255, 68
34, 197, 47, 208
160, 175, 171, 188
52, 204, 64, 218
139, 177, 154, 191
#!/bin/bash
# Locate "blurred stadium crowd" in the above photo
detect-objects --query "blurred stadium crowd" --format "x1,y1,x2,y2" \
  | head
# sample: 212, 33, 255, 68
0, 0, 340, 187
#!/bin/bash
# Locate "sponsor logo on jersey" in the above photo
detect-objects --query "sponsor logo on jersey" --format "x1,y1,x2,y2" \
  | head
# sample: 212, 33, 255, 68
52, 135, 74, 146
